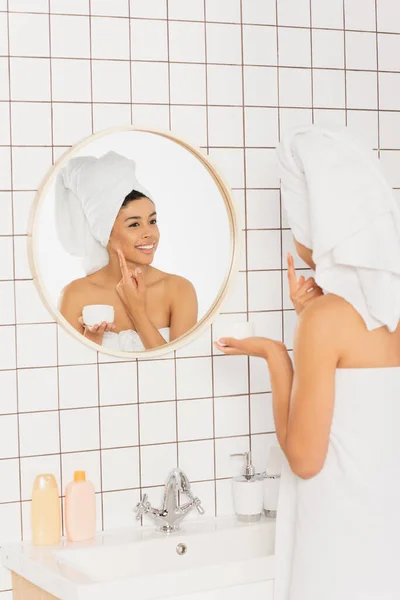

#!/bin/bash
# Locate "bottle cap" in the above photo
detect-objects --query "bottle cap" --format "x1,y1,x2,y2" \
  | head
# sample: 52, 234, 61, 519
74, 471, 86, 482
230, 451, 256, 480
33, 473, 58, 491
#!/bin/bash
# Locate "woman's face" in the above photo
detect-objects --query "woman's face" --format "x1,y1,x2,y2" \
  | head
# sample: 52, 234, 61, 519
108, 197, 160, 265
293, 237, 316, 270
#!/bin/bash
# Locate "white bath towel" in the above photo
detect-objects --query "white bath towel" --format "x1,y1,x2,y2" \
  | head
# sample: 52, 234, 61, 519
276, 125, 400, 332
55, 151, 152, 275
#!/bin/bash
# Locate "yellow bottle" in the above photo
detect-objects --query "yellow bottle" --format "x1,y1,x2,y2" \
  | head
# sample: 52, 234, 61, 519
31, 474, 61, 546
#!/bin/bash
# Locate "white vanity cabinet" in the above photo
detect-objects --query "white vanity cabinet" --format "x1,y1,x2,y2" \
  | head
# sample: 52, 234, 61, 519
11, 574, 275, 600
167, 580, 274, 600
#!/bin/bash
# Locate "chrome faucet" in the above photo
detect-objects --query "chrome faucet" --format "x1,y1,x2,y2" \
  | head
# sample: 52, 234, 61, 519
135, 468, 205, 533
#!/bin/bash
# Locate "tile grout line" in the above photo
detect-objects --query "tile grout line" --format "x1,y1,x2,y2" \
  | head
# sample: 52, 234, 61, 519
128, 0, 134, 125
0, 429, 275, 471
135, 358, 143, 525
374, 0, 381, 157
1, 100, 400, 110
275, 0, 285, 351
0, 387, 274, 416
6, 0, 23, 547
238, 0, 253, 464
165, 0, 180, 484
166, 0, 172, 130
203, 0, 218, 517
2, 140, 399, 150
87, 0, 105, 531
0, 466, 273, 508
7, 45, 400, 72
3, 9, 400, 34
309, 0, 315, 124
6, 53, 400, 72
343, 0, 348, 125
47, 0, 65, 538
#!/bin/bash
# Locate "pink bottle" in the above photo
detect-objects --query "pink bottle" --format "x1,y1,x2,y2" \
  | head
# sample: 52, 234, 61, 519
65, 471, 96, 542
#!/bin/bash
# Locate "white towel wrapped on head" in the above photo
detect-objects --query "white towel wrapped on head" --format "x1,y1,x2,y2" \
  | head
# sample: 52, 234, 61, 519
276, 125, 400, 332
55, 151, 152, 275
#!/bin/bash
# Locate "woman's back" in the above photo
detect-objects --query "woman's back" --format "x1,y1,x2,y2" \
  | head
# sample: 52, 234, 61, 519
275, 365, 400, 600
274, 292, 400, 600
317, 293, 400, 369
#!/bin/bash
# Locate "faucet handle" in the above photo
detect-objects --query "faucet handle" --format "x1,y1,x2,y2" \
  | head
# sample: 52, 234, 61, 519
135, 493, 151, 520
194, 497, 205, 515
184, 488, 205, 515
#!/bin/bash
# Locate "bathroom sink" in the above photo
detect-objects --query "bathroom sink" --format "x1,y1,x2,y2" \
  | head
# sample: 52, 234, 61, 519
56, 517, 273, 582
1, 516, 275, 600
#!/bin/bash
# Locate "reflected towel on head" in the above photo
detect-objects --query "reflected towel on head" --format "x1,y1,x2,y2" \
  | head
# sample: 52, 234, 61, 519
55, 151, 151, 275
276, 124, 400, 332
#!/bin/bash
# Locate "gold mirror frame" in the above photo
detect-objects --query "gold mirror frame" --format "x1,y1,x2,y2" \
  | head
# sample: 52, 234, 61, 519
28, 126, 242, 359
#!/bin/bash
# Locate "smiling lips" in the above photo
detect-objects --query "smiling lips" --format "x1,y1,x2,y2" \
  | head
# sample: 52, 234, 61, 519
135, 242, 156, 255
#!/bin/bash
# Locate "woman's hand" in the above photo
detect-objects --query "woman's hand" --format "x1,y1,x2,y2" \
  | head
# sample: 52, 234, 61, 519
287, 253, 323, 315
116, 250, 146, 320
214, 336, 287, 359
78, 317, 115, 337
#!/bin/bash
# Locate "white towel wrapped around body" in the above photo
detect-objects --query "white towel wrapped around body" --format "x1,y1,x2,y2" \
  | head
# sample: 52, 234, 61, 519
276, 125, 400, 332
55, 151, 152, 275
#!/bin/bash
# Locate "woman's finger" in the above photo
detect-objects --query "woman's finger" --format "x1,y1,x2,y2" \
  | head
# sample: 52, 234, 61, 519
297, 275, 305, 289
296, 282, 321, 300
297, 277, 316, 295
287, 253, 298, 297
116, 279, 130, 299
302, 288, 324, 303
97, 322, 108, 334
214, 342, 242, 355
216, 337, 242, 349
117, 249, 130, 281
294, 287, 319, 305
135, 268, 145, 292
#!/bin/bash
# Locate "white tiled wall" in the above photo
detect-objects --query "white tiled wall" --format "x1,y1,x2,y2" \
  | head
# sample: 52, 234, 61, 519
0, 0, 399, 596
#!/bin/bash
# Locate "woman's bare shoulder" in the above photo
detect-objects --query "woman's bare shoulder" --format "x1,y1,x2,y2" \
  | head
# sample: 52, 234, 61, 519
306, 293, 361, 315
304, 292, 348, 312
298, 293, 364, 335
165, 273, 196, 294
60, 276, 96, 301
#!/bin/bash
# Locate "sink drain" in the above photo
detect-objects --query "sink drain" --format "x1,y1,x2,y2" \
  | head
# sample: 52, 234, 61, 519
176, 543, 188, 555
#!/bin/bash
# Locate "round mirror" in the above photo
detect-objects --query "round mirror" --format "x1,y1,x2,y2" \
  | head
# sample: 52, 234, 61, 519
29, 127, 241, 358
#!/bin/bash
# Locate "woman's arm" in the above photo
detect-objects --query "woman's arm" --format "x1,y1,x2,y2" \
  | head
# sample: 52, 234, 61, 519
59, 282, 86, 335
264, 344, 294, 452
130, 312, 168, 349
59, 281, 114, 346
116, 251, 198, 349
123, 276, 197, 348
116, 251, 168, 349
215, 295, 342, 480
169, 277, 198, 341
283, 296, 340, 478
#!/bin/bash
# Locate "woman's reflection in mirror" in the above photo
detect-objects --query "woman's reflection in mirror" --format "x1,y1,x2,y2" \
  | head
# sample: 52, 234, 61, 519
57, 152, 198, 352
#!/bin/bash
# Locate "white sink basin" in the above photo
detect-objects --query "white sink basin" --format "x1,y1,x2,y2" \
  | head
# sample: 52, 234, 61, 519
1, 516, 276, 600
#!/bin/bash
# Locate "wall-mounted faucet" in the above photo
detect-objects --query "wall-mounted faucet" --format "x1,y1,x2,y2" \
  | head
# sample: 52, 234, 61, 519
135, 468, 205, 533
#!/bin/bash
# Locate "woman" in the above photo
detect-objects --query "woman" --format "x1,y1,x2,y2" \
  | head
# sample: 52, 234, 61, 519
216, 126, 400, 599
57, 151, 198, 351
